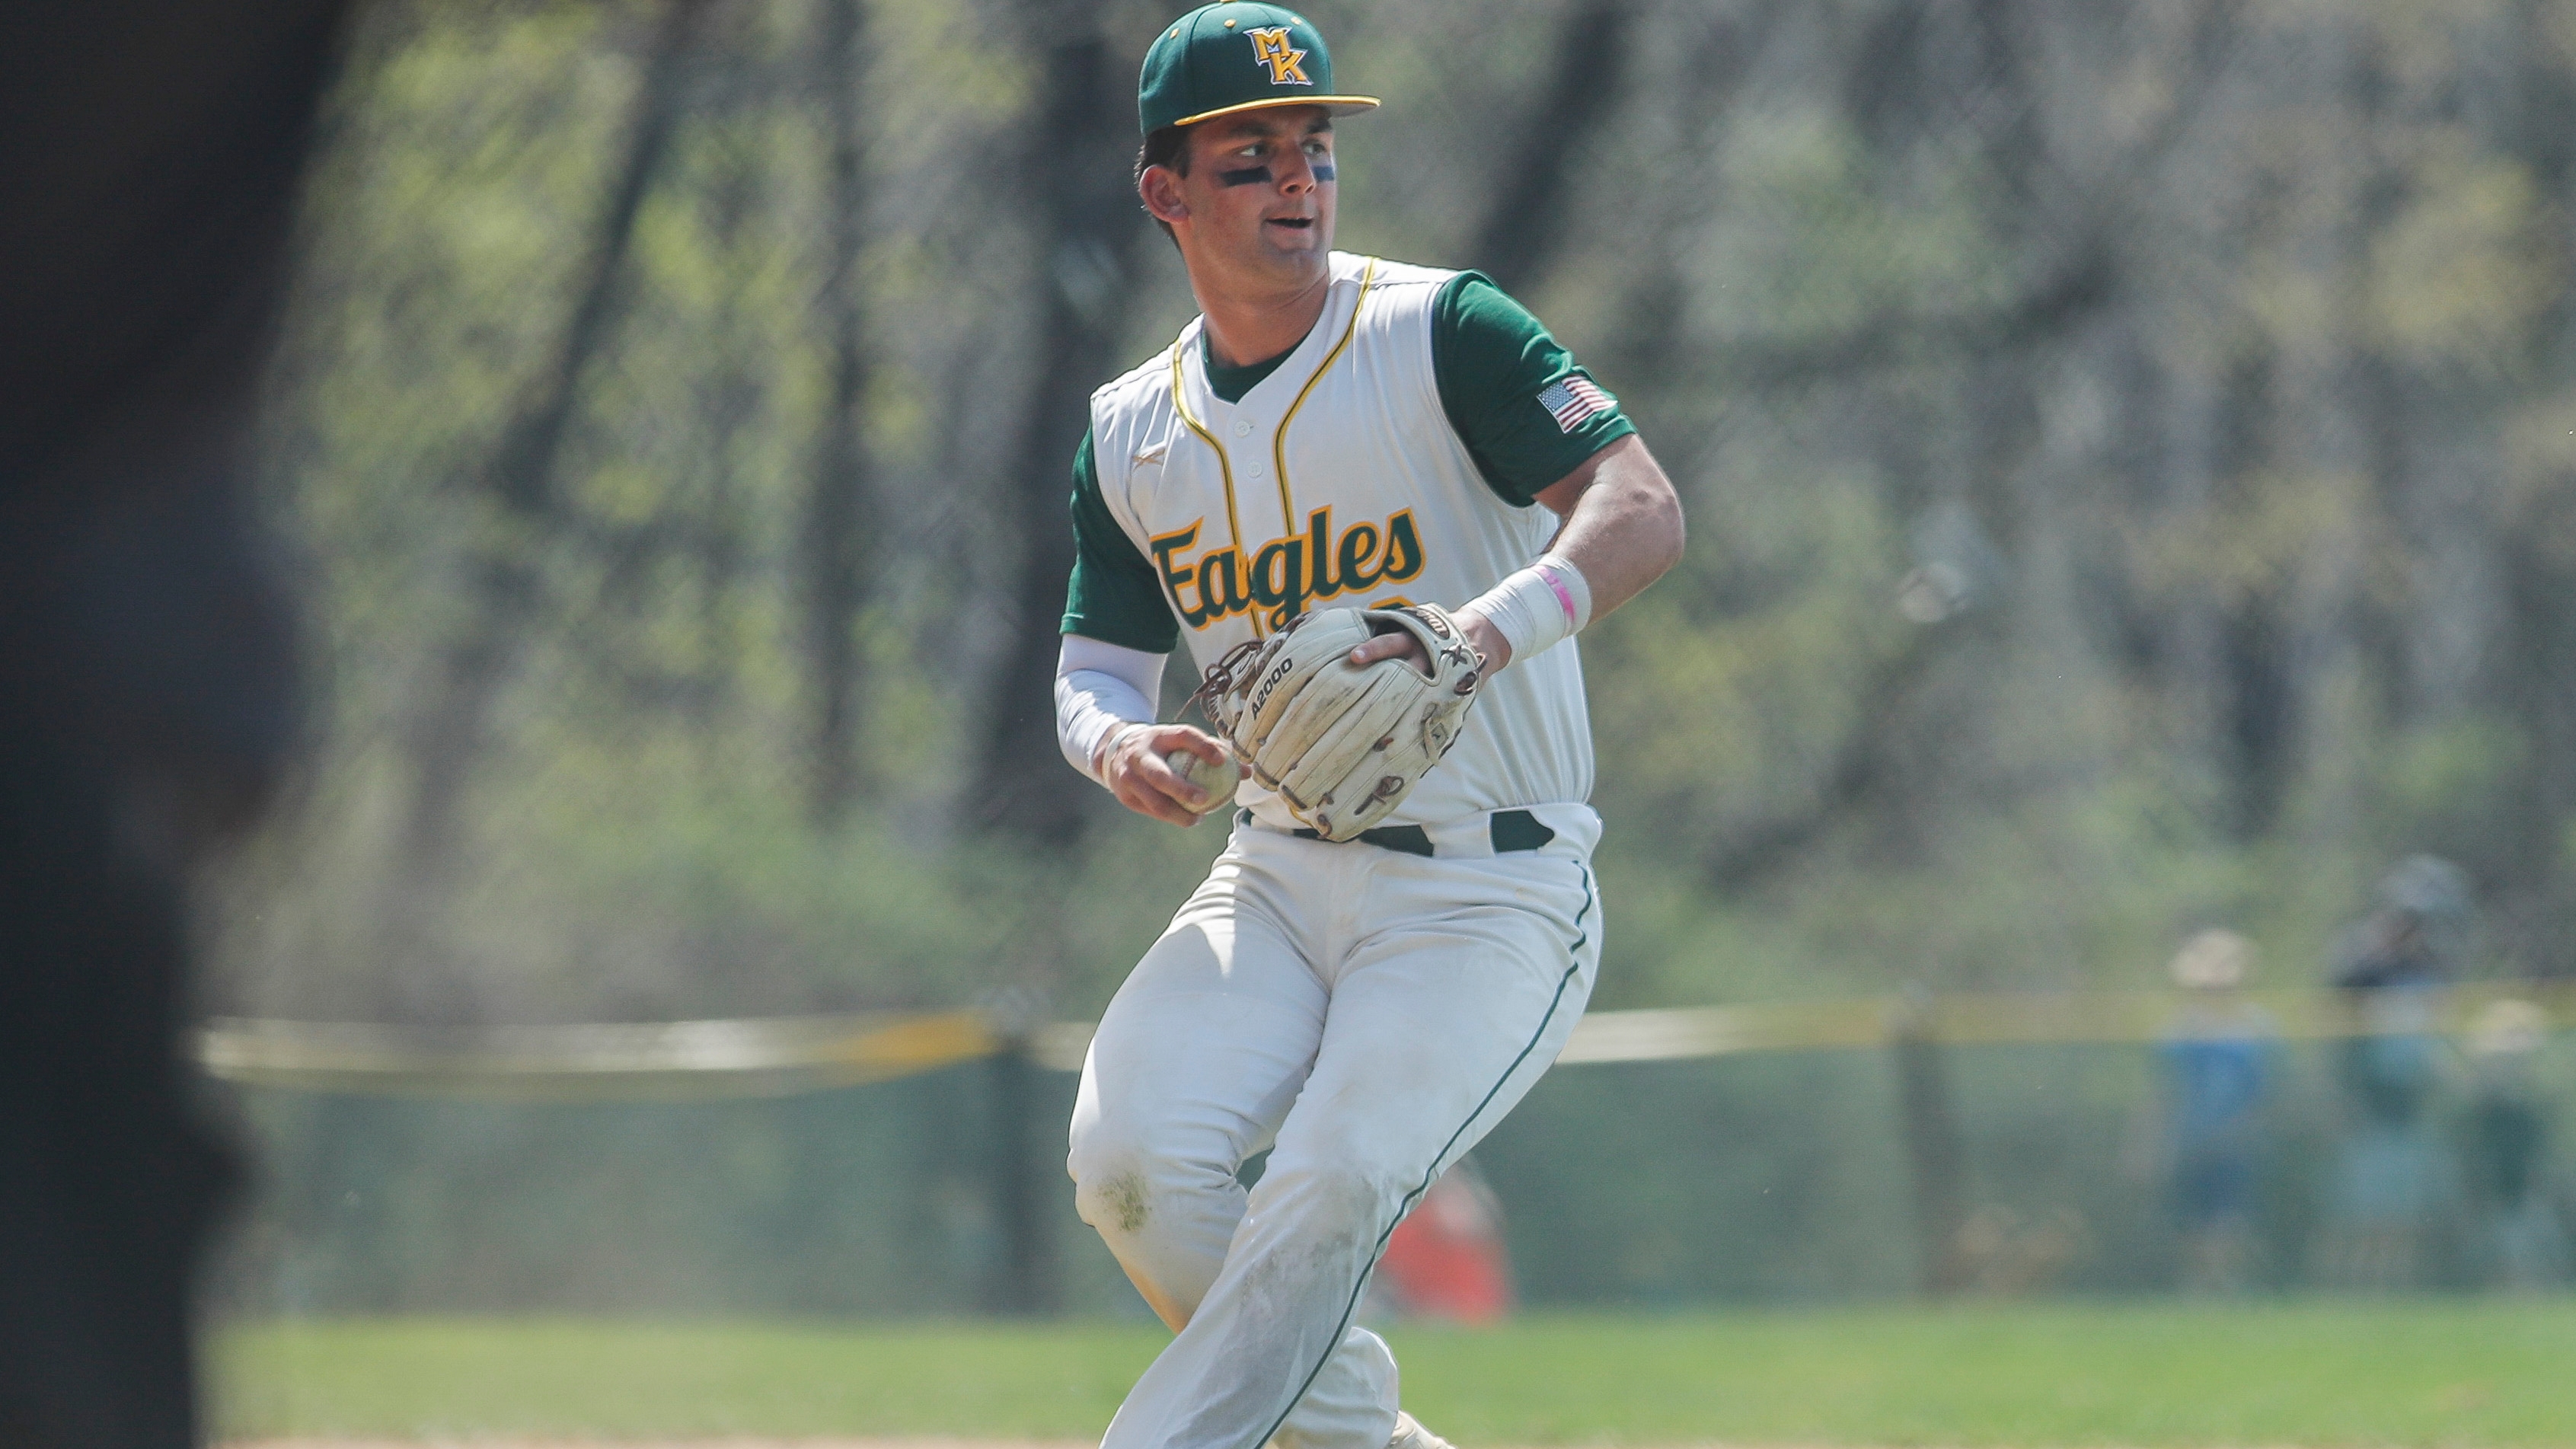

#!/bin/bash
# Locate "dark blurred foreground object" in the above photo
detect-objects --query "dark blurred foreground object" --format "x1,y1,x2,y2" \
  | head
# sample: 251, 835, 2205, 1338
0, 5, 349, 1444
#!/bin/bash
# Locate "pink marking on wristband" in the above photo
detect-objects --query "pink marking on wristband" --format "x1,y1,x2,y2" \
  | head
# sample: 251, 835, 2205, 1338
1536, 560, 1580, 625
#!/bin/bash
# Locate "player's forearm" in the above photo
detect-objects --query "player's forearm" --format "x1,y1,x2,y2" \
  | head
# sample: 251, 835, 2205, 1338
1457, 436, 1684, 672
1056, 635, 1167, 783
1539, 434, 1685, 622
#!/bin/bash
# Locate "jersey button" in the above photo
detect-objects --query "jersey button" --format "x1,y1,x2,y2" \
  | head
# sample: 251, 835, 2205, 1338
1231, 420, 1253, 437
1246, 461, 1267, 478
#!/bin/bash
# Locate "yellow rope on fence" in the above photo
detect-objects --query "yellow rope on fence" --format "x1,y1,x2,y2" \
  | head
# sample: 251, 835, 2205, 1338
193, 984, 2575, 1099
1550, 982, 2576, 1064
195, 1010, 996, 1100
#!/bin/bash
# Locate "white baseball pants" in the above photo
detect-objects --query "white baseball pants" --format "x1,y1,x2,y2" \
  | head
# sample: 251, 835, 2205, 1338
1068, 810, 1601, 1449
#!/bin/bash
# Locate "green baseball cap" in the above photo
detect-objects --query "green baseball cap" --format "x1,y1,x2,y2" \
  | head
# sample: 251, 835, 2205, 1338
1139, 3, 1381, 136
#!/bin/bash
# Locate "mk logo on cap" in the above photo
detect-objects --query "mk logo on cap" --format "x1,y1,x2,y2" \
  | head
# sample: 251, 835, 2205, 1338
1248, 27, 1312, 86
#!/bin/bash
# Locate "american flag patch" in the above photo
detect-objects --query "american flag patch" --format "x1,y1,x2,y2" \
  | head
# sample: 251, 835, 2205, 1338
1537, 375, 1615, 433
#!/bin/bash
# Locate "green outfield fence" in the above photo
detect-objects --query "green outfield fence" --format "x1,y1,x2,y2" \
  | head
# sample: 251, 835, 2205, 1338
196, 986, 2576, 1310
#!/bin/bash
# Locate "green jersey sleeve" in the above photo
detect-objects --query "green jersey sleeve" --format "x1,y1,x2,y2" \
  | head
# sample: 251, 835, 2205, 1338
1061, 428, 1182, 653
1431, 272, 1638, 506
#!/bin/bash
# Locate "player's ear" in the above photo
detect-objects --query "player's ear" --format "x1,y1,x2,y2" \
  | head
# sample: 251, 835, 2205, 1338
1140, 165, 1189, 227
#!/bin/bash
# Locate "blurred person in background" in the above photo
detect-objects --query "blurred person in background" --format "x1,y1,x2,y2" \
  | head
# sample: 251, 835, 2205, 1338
2317, 855, 2470, 1290
0, 5, 350, 1444
2462, 998, 2568, 1290
1368, 1157, 1514, 1326
2150, 929, 2280, 1294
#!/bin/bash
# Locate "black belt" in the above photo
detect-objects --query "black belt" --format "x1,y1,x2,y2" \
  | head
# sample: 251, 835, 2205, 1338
1238, 807, 1556, 858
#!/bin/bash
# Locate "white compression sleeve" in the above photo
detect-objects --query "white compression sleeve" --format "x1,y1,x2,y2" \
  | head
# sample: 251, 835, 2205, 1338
1461, 555, 1594, 667
1056, 635, 1167, 784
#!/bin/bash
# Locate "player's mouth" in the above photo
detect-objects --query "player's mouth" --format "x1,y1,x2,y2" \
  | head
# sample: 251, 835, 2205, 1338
1266, 215, 1317, 235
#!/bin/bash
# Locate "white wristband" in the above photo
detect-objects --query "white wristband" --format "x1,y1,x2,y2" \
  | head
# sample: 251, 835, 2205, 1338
1463, 556, 1592, 666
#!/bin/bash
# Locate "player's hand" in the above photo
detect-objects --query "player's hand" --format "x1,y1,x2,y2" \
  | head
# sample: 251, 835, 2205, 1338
1100, 722, 1236, 827
1347, 608, 1511, 675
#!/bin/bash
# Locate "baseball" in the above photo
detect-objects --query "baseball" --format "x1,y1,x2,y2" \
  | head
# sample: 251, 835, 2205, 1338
1167, 746, 1242, 813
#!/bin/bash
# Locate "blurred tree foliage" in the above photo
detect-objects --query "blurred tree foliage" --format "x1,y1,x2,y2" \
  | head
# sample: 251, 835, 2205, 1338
216, 0, 2576, 1027
199, 0, 2576, 1317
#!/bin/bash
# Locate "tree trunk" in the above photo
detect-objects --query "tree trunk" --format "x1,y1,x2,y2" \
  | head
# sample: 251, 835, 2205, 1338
966, 5, 1152, 847
1890, 1000, 1973, 1296
981, 1036, 1056, 1315
805, 0, 871, 828
398, 0, 707, 870
1467, 0, 1634, 295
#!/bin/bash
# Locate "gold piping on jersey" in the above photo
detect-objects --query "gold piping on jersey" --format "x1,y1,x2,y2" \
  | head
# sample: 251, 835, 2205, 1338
1167, 337, 1254, 633
1271, 257, 1377, 538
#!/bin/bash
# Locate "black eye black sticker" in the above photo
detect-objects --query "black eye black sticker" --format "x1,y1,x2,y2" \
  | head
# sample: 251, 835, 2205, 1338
1218, 165, 1272, 187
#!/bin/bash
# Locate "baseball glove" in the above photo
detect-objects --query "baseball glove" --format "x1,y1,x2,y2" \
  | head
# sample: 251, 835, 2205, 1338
1193, 604, 1485, 842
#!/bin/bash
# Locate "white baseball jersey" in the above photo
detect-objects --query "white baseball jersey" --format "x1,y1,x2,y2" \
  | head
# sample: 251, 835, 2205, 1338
1082, 251, 1614, 830
1064, 254, 1640, 1449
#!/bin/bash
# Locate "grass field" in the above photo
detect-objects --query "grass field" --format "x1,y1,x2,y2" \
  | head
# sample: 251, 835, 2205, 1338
215, 1301, 2576, 1446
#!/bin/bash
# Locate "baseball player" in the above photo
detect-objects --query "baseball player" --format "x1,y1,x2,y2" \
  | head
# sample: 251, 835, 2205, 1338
1052, 8, 1683, 1448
